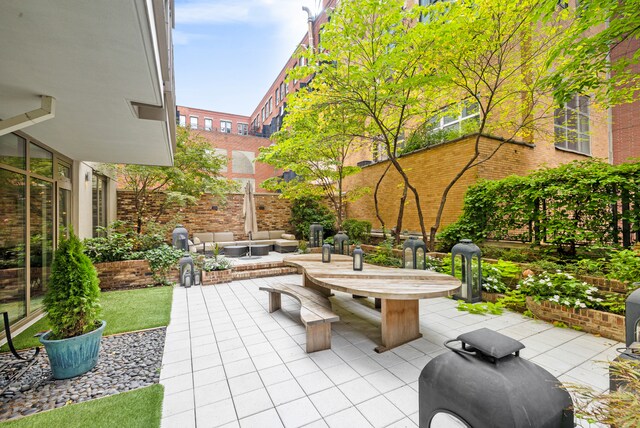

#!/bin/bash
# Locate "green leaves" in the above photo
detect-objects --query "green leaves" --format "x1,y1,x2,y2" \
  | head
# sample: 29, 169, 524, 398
117, 126, 237, 233
44, 230, 102, 339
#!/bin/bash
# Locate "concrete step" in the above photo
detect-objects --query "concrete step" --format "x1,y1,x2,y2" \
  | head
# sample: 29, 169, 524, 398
232, 267, 298, 280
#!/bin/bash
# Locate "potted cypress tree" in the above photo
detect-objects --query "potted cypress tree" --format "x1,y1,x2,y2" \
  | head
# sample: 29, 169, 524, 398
39, 230, 105, 379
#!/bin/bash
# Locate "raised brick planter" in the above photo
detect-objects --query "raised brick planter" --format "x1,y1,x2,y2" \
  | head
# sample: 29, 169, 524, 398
94, 260, 179, 290
201, 269, 232, 285
525, 296, 625, 342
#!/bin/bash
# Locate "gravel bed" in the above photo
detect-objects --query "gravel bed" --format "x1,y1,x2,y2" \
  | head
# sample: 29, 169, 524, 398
0, 328, 166, 421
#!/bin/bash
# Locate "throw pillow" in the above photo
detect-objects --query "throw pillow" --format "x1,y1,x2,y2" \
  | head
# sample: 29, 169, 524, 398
193, 237, 201, 244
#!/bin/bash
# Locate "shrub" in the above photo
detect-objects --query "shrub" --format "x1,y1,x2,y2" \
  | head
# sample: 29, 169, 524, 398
84, 221, 134, 263
438, 255, 510, 294
607, 249, 640, 283
202, 256, 233, 271
144, 244, 183, 286
342, 219, 372, 244
364, 238, 402, 267
44, 230, 102, 339
290, 196, 336, 240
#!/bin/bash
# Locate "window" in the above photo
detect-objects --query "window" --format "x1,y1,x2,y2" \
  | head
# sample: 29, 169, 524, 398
232, 151, 255, 174
204, 118, 213, 131
238, 123, 248, 135
179, 115, 186, 127
262, 107, 265, 121
430, 100, 480, 133
220, 120, 232, 133
280, 82, 285, 99
284, 80, 289, 95
269, 97, 273, 115
190, 116, 198, 130
554, 95, 590, 155
92, 173, 108, 236
275, 88, 280, 104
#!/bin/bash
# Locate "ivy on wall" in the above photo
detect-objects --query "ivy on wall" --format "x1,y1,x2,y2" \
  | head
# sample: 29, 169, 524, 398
438, 159, 640, 253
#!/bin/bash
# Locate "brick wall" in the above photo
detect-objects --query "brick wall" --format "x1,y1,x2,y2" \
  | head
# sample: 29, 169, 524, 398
612, 38, 640, 164
344, 136, 533, 233
526, 296, 625, 342
94, 260, 179, 290
117, 191, 293, 239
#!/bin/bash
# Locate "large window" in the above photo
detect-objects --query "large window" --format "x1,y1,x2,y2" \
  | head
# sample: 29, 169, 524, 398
238, 123, 248, 135
220, 120, 232, 133
554, 94, 590, 155
204, 118, 213, 131
92, 173, 108, 236
190, 116, 198, 130
430, 101, 480, 133
179, 115, 186, 127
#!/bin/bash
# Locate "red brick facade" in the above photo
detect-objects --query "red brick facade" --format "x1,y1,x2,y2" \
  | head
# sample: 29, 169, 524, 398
176, 106, 279, 192
611, 38, 640, 164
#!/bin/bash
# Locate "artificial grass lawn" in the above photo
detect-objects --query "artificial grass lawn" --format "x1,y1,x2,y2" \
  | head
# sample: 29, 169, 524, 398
0, 384, 164, 428
1, 286, 173, 352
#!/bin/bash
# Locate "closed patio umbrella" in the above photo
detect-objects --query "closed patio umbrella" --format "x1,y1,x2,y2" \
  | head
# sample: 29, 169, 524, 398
243, 181, 259, 259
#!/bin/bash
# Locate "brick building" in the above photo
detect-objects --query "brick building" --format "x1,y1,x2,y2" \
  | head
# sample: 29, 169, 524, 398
611, 37, 640, 165
176, 105, 279, 192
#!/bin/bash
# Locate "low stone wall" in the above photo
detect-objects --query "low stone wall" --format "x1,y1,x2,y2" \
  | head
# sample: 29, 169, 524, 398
525, 296, 625, 342
94, 260, 179, 290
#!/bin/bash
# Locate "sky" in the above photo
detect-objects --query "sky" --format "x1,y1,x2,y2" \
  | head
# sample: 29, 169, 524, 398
174, 0, 314, 117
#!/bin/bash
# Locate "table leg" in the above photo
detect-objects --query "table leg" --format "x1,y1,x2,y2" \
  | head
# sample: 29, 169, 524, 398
376, 299, 422, 353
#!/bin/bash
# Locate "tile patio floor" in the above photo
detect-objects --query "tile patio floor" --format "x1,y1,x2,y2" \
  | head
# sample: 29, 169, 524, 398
160, 273, 621, 428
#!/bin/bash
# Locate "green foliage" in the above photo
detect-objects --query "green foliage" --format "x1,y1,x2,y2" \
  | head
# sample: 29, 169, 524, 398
438, 255, 511, 294
607, 250, 640, 283
84, 221, 172, 263
399, 118, 480, 155
515, 271, 610, 311
364, 239, 402, 268
44, 230, 101, 339
290, 196, 336, 239
200, 246, 233, 272
342, 219, 372, 244
118, 126, 237, 233
297, 240, 309, 254
144, 244, 183, 286
443, 160, 640, 255
84, 221, 134, 263
543, 0, 640, 107
456, 301, 504, 315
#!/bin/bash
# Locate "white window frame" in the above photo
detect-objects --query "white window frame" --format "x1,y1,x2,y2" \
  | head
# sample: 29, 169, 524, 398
179, 115, 186, 127
430, 101, 480, 133
204, 118, 213, 131
554, 94, 591, 156
238, 123, 248, 135
189, 116, 198, 130
220, 120, 232, 134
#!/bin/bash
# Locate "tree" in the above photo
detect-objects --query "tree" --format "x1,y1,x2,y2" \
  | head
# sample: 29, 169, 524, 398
258, 92, 366, 229
543, 0, 640, 107
422, 0, 575, 250
290, 0, 441, 244
118, 126, 236, 233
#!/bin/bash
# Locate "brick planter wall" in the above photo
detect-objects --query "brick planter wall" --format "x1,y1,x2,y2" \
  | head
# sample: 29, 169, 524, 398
525, 296, 625, 342
201, 269, 232, 285
94, 260, 179, 290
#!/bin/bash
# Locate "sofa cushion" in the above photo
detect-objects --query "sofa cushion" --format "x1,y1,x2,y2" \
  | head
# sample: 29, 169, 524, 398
274, 239, 298, 247
281, 233, 296, 240
205, 241, 235, 249
253, 231, 270, 240
213, 232, 234, 242
194, 232, 214, 243
193, 236, 201, 244
269, 230, 285, 239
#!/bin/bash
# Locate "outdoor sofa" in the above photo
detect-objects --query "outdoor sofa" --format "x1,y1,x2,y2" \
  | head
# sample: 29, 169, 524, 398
189, 230, 298, 254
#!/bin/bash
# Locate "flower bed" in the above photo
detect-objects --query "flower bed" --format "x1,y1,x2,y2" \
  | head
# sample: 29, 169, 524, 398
525, 297, 625, 342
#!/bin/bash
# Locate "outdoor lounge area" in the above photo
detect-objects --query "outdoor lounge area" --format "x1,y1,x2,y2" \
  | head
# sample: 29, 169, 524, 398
160, 272, 619, 428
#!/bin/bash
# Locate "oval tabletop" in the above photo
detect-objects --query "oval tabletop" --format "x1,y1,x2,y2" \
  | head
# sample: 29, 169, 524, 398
283, 253, 461, 300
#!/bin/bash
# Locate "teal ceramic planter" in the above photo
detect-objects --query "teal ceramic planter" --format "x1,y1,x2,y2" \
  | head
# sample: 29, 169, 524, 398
40, 320, 106, 379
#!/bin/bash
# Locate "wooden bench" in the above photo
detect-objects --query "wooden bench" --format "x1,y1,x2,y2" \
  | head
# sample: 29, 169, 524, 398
259, 283, 339, 353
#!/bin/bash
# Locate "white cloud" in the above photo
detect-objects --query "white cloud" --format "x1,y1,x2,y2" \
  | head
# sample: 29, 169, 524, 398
173, 30, 210, 45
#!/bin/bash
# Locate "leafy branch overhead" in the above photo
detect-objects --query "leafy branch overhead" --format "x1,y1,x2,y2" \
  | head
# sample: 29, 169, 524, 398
117, 126, 238, 233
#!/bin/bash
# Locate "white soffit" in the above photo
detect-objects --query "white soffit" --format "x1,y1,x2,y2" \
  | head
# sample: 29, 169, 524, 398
0, 0, 173, 166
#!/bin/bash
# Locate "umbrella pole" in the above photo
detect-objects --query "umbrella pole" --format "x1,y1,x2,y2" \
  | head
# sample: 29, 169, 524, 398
249, 232, 252, 257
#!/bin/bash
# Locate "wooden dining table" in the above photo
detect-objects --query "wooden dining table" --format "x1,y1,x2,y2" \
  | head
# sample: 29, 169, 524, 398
283, 253, 461, 352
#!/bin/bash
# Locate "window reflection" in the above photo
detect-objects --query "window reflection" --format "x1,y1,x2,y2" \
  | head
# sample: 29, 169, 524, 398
29, 178, 53, 311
